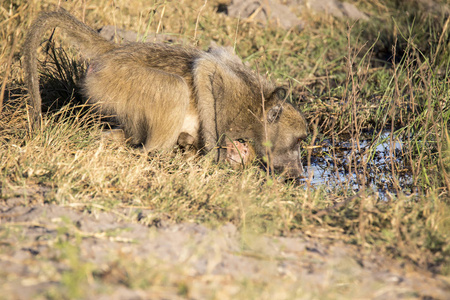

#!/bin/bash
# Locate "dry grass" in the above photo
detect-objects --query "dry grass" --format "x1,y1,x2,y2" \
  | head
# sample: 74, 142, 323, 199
1, 0, 449, 298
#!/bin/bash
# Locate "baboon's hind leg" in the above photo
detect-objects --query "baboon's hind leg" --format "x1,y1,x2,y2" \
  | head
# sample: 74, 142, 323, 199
140, 73, 190, 152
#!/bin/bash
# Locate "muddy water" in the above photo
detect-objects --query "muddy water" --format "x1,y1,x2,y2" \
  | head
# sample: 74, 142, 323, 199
303, 132, 415, 198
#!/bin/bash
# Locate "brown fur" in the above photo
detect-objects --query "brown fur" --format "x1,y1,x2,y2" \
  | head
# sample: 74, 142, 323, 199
23, 8, 308, 177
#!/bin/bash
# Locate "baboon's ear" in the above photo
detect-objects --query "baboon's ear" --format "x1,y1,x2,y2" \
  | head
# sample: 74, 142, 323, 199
272, 87, 287, 100
267, 104, 283, 123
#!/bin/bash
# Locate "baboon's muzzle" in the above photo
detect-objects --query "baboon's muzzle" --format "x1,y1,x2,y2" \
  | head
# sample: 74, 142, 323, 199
272, 150, 304, 178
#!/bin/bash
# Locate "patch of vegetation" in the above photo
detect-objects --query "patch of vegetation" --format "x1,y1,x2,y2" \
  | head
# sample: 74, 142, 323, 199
0, 0, 449, 298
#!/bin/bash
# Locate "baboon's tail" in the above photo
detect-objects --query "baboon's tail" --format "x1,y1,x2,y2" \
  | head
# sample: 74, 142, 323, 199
23, 8, 115, 131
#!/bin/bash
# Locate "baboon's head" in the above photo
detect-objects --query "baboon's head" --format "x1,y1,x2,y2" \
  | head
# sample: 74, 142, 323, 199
258, 87, 309, 178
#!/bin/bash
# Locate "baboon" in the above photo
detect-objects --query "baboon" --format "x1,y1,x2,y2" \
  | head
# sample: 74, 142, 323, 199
24, 8, 308, 177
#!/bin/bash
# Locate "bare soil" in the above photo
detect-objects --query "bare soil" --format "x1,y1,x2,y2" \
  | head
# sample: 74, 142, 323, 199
1, 187, 449, 299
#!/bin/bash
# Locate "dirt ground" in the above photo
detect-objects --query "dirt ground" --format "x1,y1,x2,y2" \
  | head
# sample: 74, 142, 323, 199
1, 188, 449, 299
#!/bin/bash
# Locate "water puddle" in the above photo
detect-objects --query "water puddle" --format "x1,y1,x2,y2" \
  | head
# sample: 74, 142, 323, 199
302, 132, 416, 198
